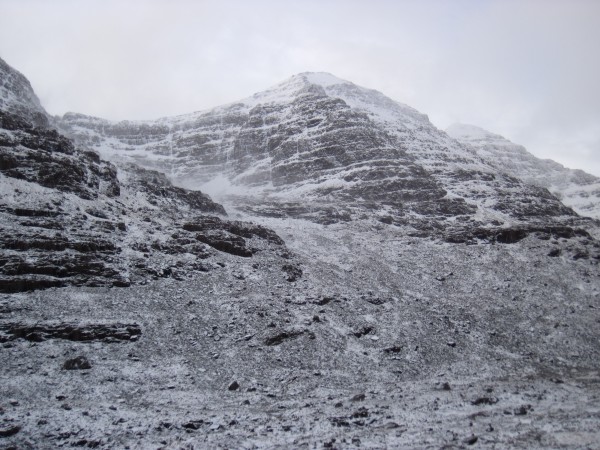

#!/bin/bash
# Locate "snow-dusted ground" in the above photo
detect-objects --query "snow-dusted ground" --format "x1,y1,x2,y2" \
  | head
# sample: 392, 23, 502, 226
2, 207, 599, 448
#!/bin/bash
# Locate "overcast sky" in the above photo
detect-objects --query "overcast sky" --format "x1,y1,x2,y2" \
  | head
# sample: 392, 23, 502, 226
1, 0, 599, 176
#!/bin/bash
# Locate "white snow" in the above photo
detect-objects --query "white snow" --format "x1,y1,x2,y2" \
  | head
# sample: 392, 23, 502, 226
446, 123, 498, 141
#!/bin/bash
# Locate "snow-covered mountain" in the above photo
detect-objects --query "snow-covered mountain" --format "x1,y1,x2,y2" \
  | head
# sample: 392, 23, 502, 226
60, 72, 580, 236
2, 57, 600, 448
447, 123, 600, 219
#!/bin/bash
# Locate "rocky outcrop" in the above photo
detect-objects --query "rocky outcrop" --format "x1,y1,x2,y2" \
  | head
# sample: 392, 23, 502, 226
125, 163, 225, 215
443, 224, 591, 245
0, 112, 130, 292
0, 110, 120, 199
181, 216, 286, 257
182, 216, 284, 244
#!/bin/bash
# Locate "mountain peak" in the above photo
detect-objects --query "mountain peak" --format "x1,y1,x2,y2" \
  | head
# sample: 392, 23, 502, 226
297, 72, 350, 87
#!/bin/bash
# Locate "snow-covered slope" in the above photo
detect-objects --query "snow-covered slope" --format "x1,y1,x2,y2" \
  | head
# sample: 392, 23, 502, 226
447, 123, 600, 219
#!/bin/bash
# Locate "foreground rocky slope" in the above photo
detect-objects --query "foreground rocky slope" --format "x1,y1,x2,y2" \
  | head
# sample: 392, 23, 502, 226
2, 217, 599, 448
1, 57, 599, 448
447, 123, 600, 219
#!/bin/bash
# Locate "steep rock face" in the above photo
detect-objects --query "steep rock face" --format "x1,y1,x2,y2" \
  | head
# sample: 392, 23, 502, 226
0, 110, 120, 200
447, 123, 600, 219
60, 73, 576, 231
0, 57, 48, 127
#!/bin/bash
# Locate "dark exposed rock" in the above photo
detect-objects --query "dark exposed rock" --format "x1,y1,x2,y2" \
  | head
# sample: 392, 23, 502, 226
444, 225, 590, 245
383, 345, 403, 354
0, 253, 118, 278
329, 417, 351, 427
282, 264, 302, 282
471, 397, 498, 406
465, 435, 478, 445
181, 215, 287, 257
351, 407, 369, 418
228, 381, 240, 391
7, 208, 62, 217
353, 326, 373, 338
315, 296, 334, 306
514, 405, 532, 415
0, 425, 21, 438
182, 420, 204, 430
0, 252, 126, 293
183, 216, 284, 244
495, 228, 530, 244
0, 275, 66, 293
0, 111, 120, 200
196, 231, 253, 257
0, 322, 141, 343
364, 295, 387, 305
572, 249, 589, 260
1, 236, 118, 253
63, 356, 92, 370
264, 329, 305, 346
85, 208, 108, 219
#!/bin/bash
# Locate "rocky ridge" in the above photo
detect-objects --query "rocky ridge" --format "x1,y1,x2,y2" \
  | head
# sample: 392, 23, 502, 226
447, 123, 600, 219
